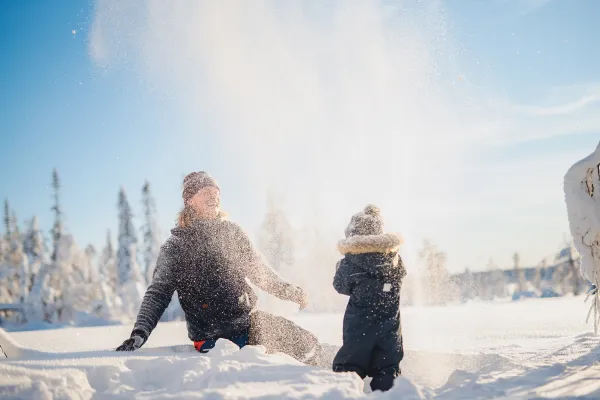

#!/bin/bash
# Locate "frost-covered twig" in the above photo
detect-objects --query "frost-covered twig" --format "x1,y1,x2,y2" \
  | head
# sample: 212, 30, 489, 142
584, 270, 600, 335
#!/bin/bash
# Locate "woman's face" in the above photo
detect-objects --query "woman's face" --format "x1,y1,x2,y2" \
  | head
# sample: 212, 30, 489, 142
188, 186, 220, 219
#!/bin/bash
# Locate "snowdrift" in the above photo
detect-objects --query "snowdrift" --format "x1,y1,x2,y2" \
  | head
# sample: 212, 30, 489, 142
3, 297, 600, 399
0, 331, 431, 399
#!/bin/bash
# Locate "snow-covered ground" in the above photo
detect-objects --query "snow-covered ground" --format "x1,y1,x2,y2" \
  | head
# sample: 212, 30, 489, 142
2, 296, 600, 399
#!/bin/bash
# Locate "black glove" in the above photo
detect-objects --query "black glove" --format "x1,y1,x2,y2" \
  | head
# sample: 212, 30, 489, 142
116, 334, 146, 351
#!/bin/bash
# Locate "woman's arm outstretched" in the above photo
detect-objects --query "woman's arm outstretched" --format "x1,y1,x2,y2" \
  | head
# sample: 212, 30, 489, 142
116, 238, 179, 351
233, 223, 308, 309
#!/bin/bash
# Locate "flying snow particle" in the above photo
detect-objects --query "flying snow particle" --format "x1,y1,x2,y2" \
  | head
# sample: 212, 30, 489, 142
72, 30, 77, 36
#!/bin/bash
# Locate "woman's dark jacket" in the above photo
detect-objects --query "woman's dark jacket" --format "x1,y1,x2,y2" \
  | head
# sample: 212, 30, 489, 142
131, 217, 297, 342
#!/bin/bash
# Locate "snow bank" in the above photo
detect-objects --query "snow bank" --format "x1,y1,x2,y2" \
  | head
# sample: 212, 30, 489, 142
0, 335, 426, 399
1, 364, 94, 400
2, 297, 599, 399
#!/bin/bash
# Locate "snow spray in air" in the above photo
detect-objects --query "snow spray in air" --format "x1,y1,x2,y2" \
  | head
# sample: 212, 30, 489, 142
90, 0, 477, 315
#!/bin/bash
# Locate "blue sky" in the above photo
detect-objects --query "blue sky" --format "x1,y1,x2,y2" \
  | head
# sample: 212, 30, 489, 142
0, 1, 224, 250
1, 1, 599, 272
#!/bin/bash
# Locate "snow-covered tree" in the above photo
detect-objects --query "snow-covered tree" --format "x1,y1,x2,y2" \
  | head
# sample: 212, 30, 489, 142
85, 244, 100, 284
479, 259, 495, 301
0, 236, 6, 265
141, 181, 160, 283
18, 254, 30, 304
3, 199, 11, 241
564, 141, 600, 331
50, 169, 63, 262
0, 202, 9, 302
23, 216, 45, 292
10, 211, 20, 241
23, 216, 45, 262
2, 208, 25, 304
24, 263, 46, 323
419, 240, 452, 306
486, 258, 507, 299
513, 252, 526, 293
533, 261, 543, 292
257, 193, 294, 276
0, 205, 29, 323
47, 235, 96, 322
458, 268, 476, 302
0, 201, 26, 309
117, 188, 143, 286
100, 230, 117, 292
117, 187, 145, 318
94, 231, 121, 319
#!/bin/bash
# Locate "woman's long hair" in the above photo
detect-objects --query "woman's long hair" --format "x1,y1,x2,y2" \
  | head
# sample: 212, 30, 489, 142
177, 203, 196, 228
177, 204, 227, 228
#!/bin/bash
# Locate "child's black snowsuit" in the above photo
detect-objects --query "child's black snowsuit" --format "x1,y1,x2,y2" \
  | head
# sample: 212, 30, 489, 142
332, 232, 406, 392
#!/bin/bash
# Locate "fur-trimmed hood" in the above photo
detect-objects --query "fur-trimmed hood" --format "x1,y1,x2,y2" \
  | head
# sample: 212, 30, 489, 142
337, 232, 403, 255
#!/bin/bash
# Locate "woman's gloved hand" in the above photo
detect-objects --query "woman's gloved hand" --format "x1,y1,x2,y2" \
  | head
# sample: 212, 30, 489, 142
116, 333, 146, 351
286, 285, 308, 310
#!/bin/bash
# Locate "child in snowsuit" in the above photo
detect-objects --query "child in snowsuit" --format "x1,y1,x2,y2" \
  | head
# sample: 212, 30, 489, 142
332, 205, 406, 392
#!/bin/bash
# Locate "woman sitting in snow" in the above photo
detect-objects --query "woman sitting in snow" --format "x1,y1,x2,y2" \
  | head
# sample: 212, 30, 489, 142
116, 171, 324, 365
332, 205, 406, 392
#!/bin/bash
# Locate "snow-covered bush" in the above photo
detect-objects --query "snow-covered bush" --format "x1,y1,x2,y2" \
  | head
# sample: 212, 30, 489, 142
564, 141, 600, 332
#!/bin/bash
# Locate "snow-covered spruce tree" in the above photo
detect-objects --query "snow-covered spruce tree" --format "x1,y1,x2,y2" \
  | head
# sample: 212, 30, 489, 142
460, 268, 476, 302
480, 258, 495, 301
100, 230, 118, 292
4, 207, 26, 305
551, 257, 569, 296
80, 244, 99, 284
117, 188, 144, 286
513, 252, 526, 294
487, 258, 507, 299
0, 235, 6, 264
94, 230, 120, 319
50, 168, 63, 262
22, 216, 51, 324
17, 253, 30, 322
3, 199, 10, 242
0, 209, 6, 290
0, 200, 10, 305
30, 235, 109, 324
533, 260, 543, 293
141, 181, 160, 283
117, 187, 145, 319
84, 243, 120, 319
0, 207, 29, 323
30, 169, 67, 323
419, 240, 453, 306
10, 211, 20, 242
257, 192, 295, 276
24, 216, 45, 262
25, 264, 50, 323
50, 235, 99, 323
27, 234, 79, 325
23, 216, 45, 292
